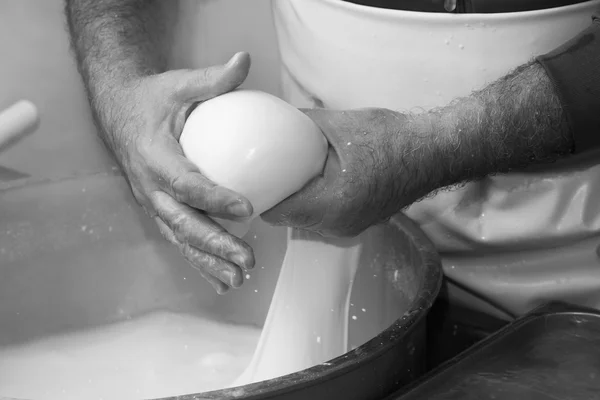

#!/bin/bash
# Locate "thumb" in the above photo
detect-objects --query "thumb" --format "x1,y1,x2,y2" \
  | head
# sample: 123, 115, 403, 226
301, 108, 346, 148
176, 51, 251, 103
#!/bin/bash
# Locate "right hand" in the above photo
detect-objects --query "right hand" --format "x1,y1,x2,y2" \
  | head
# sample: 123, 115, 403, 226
98, 52, 255, 294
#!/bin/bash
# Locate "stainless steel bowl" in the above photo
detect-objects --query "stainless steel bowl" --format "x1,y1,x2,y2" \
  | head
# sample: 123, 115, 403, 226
0, 171, 442, 400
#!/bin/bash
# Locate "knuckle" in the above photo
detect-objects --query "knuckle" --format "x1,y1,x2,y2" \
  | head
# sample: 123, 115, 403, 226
202, 230, 230, 254
200, 68, 213, 86
169, 174, 185, 203
203, 187, 224, 211
169, 212, 190, 238
170, 173, 215, 211
182, 243, 206, 268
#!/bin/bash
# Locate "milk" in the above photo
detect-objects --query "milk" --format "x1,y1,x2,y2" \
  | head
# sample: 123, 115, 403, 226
235, 229, 362, 385
0, 311, 260, 400
0, 230, 362, 399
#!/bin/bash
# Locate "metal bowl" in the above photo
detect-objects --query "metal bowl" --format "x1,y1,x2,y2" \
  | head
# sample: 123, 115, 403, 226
0, 171, 442, 400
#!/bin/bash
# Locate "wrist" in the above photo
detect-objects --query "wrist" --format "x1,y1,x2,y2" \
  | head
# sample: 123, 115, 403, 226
385, 110, 450, 205
430, 99, 487, 187
84, 74, 145, 168
430, 62, 573, 187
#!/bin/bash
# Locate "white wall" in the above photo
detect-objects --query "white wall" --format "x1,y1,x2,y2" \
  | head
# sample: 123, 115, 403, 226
0, 0, 281, 180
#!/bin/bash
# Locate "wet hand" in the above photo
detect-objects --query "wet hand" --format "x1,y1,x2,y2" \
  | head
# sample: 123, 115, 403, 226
262, 108, 413, 237
100, 52, 255, 294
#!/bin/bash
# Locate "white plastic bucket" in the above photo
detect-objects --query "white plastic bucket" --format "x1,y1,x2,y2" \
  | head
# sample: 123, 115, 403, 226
273, 0, 600, 318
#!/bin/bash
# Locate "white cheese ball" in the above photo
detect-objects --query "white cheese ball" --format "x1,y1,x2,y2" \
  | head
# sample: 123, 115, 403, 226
180, 90, 328, 237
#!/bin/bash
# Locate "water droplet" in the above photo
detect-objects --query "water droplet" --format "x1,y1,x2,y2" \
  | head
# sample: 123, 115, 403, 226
254, 289, 258, 293
444, 39, 450, 45
245, 274, 250, 279
362, 308, 366, 312
458, 44, 465, 50
347, 142, 352, 146
352, 315, 357, 320
317, 336, 321, 344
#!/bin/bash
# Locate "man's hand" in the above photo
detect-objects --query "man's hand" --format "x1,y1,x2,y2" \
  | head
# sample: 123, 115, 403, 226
263, 61, 576, 238
66, 1, 258, 294
261, 108, 430, 237
103, 53, 256, 294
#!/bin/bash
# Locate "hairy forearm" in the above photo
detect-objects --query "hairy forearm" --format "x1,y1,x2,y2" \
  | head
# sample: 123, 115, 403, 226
65, 0, 174, 147
408, 61, 573, 194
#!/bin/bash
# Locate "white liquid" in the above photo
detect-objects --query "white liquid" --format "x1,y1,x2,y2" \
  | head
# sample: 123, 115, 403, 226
234, 228, 362, 386
0, 312, 260, 400
0, 230, 362, 398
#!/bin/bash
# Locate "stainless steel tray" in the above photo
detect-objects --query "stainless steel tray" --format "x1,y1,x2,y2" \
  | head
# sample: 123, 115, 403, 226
389, 302, 600, 400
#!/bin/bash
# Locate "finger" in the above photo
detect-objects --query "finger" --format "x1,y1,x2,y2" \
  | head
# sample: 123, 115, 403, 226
260, 146, 339, 228
181, 241, 244, 289
175, 52, 251, 103
154, 217, 230, 294
169, 169, 253, 217
260, 173, 328, 229
151, 190, 255, 271
148, 136, 253, 217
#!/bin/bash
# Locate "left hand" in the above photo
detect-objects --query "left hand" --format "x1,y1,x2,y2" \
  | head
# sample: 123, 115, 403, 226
261, 108, 421, 237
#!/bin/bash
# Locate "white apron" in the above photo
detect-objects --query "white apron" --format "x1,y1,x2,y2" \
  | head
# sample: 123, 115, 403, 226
272, 0, 600, 320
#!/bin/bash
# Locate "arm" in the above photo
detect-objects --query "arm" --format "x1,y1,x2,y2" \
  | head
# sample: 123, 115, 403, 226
406, 61, 572, 199
65, 0, 256, 293
410, 17, 600, 198
263, 16, 600, 237
65, 0, 174, 157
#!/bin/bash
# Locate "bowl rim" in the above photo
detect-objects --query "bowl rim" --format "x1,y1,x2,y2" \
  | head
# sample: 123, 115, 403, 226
192, 213, 442, 400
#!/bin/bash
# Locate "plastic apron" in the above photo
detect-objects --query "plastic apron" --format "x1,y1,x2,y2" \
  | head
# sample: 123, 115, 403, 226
272, 0, 600, 320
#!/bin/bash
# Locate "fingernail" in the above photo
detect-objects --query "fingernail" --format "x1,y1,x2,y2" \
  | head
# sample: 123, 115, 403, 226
226, 52, 241, 67
227, 270, 243, 288
215, 284, 229, 295
227, 200, 252, 217
233, 253, 252, 270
